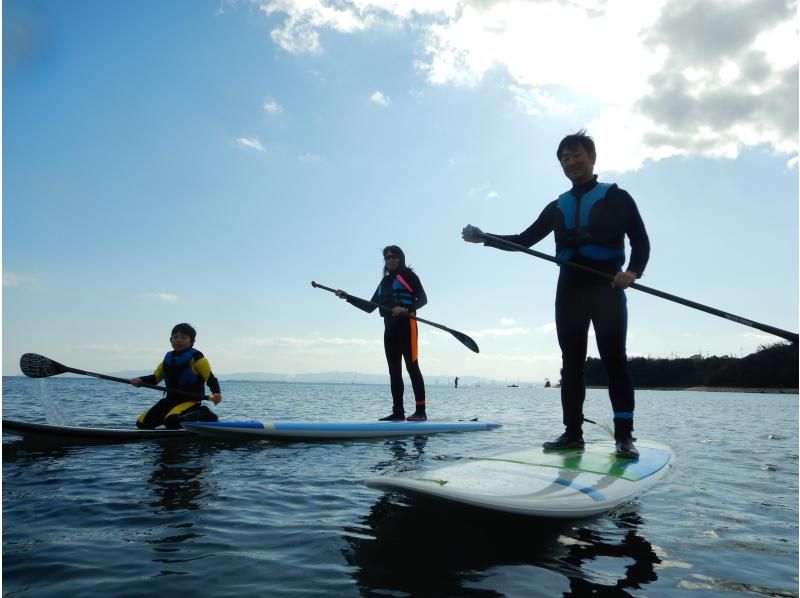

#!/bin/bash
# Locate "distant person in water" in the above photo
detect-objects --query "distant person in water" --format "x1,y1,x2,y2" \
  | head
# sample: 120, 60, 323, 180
463, 130, 649, 458
455, 376, 459, 389
335, 246, 428, 421
130, 323, 222, 429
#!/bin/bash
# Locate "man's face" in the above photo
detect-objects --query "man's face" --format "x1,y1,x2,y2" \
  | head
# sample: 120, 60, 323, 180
559, 144, 596, 184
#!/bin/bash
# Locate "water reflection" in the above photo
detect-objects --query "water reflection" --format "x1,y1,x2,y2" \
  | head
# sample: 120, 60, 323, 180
343, 495, 660, 597
146, 441, 215, 513
560, 511, 661, 596
143, 441, 221, 577
371, 435, 429, 473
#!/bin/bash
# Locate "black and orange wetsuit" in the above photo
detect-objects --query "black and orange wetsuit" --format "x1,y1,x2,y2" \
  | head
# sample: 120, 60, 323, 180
348, 268, 428, 417
136, 347, 221, 429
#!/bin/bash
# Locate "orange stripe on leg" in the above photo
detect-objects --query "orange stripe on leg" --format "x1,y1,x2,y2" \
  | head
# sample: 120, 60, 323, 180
409, 315, 418, 363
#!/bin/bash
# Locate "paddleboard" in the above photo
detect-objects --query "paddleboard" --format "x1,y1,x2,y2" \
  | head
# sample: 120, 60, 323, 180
181, 419, 502, 440
367, 439, 674, 518
2, 419, 191, 441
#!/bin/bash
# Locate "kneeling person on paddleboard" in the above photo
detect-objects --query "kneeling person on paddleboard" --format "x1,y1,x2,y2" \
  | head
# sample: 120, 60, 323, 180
130, 323, 223, 429
335, 245, 428, 422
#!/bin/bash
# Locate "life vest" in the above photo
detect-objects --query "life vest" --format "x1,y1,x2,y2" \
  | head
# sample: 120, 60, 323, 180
163, 348, 202, 394
555, 182, 625, 265
376, 273, 416, 308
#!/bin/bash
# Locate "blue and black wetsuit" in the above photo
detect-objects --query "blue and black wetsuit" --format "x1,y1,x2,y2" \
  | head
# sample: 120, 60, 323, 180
487, 176, 650, 440
348, 269, 428, 416
136, 348, 221, 429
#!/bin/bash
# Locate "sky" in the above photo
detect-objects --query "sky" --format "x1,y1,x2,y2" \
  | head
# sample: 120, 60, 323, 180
3, 0, 798, 384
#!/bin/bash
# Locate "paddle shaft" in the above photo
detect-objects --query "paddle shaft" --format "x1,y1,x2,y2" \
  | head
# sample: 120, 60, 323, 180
313, 281, 449, 330
55, 364, 209, 400
479, 232, 799, 344
311, 281, 479, 352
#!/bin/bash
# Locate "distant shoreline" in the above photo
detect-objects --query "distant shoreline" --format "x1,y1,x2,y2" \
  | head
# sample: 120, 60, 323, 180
681, 386, 798, 394
585, 385, 798, 394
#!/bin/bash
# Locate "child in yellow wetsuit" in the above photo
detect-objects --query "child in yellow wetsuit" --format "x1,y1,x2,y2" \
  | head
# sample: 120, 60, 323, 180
130, 323, 222, 429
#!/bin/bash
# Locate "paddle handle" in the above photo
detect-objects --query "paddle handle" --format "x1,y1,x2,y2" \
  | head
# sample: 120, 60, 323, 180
311, 281, 339, 294
478, 232, 799, 344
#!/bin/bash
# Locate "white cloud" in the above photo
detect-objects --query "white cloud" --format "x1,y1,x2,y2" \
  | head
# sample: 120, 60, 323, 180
144, 292, 179, 303
258, 0, 798, 171
78, 344, 159, 355
299, 152, 324, 162
237, 137, 265, 151
370, 90, 390, 106
500, 317, 516, 326
540, 322, 557, 334
480, 351, 562, 363
472, 326, 530, 338
263, 97, 284, 114
3, 272, 38, 287
241, 335, 381, 348
486, 191, 498, 199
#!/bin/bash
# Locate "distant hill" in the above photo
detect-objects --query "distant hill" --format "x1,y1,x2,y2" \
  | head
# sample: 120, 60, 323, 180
100, 370, 531, 387
584, 342, 799, 390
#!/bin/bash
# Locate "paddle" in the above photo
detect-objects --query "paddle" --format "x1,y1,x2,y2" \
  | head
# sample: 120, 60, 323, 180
19, 353, 212, 400
311, 281, 480, 353
470, 228, 799, 344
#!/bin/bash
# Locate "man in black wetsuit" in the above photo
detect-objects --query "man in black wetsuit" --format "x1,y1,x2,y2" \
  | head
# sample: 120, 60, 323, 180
463, 130, 649, 458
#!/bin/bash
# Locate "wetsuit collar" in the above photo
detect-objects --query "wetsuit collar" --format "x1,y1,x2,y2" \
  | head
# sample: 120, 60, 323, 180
571, 174, 599, 194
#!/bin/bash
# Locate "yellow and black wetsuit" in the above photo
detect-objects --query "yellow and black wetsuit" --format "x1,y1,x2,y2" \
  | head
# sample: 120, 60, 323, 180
348, 268, 428, 417
136, 347, 221, 429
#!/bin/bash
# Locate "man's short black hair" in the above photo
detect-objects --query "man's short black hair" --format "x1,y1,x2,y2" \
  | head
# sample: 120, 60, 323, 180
171, 323, 197, 343
557, 129, 596, 160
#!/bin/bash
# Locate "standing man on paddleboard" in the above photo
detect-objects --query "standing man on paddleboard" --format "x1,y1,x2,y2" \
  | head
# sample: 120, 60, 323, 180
335, 246, 428, 421
462, 130, 649, 458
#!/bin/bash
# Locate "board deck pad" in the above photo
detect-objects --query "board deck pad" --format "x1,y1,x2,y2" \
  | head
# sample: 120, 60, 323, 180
367, 439, 674, 518
476, 445, 671, 482
181, 419, 502, 440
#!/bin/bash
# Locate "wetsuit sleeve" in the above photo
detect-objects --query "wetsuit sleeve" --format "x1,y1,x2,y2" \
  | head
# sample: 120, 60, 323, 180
139, 362, 165, 385
406, 271, 427, 312
191, 351, 222, 394
346, 290, 379, 313
485, 201, 557, 249
610, 188, 650, 276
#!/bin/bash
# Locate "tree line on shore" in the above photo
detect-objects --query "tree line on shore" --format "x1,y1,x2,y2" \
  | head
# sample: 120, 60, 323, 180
584, 342, 799, 389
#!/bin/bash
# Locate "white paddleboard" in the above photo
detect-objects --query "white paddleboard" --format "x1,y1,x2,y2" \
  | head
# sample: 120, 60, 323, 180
181, 419, 501, 440
367, 439, 674, 518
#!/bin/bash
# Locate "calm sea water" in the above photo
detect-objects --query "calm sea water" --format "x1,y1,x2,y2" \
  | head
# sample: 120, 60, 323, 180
2, 376, 798, 597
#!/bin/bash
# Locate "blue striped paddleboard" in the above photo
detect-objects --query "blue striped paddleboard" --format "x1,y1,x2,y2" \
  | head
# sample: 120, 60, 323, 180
181, 419, 502, 440
367, 439, 674, 518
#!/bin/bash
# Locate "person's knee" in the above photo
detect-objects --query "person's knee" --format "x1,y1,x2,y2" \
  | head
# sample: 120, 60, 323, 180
136, 411, 156, 429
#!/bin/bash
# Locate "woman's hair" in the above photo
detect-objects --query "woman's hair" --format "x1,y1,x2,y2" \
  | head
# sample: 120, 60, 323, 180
171, 322, 197, 343
382, 245, 413, 275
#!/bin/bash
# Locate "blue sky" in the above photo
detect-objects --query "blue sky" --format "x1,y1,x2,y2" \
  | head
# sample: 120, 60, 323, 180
3, 0, 798, 383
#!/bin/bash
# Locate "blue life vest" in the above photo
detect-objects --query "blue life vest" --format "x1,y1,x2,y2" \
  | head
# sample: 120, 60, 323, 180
556, 182, 625, 265
376, 274, 415, 308
163, 348, 201, 389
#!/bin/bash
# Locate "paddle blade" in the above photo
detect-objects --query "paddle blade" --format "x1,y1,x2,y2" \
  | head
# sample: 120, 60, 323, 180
19, 353, 68, 378
452, 330, 480, 353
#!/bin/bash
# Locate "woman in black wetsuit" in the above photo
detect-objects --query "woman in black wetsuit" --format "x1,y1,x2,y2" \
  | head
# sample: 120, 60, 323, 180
336, 245, 428, 421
